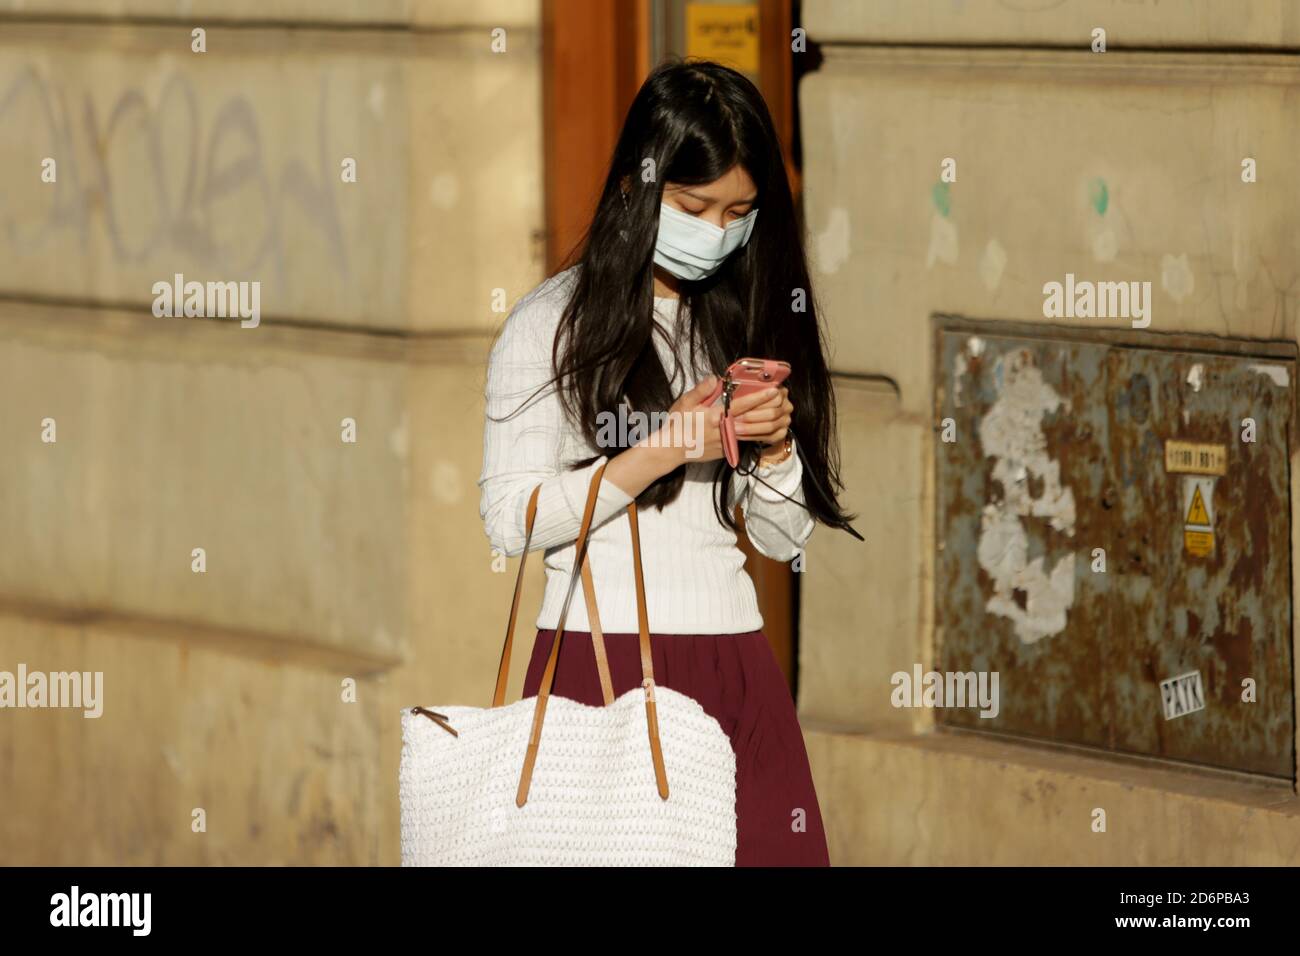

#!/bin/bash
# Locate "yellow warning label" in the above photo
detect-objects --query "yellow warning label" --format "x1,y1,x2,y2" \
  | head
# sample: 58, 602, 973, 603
686, 4, 760, 74
1181, 476, 1215, 558
1184, 530, 1214, 556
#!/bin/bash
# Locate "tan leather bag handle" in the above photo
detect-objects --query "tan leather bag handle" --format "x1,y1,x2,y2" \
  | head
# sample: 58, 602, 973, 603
491, 482, 614, 709
489, 462, 668, 807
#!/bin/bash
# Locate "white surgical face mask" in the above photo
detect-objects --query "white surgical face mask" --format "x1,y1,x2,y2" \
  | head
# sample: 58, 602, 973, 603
653, 201, 758, 281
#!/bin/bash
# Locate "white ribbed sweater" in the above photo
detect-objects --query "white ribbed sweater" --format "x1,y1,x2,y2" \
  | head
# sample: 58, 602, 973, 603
478, 267, 815, 635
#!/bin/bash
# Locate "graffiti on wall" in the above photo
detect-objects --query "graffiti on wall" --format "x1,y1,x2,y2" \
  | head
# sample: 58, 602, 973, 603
0, 65, 350, 285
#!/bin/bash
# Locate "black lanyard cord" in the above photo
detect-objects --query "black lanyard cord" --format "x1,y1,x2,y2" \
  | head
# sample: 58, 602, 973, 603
732, 440, 865, 543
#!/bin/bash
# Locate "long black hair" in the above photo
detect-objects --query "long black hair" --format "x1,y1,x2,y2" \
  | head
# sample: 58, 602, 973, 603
498, 58, 857, 537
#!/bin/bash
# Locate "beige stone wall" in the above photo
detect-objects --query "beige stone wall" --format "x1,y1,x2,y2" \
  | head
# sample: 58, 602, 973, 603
10, 0, 1299, 869
805, 1, 1300, 47
0, 20, 540, 331
801, 2, 1300, 864
0, 3, 543, 865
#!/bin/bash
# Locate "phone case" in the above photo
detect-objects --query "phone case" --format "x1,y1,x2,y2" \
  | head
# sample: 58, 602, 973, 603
701, 358, 791, 467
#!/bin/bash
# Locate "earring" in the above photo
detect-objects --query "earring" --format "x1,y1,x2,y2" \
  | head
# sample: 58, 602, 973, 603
620, 188, 630, 210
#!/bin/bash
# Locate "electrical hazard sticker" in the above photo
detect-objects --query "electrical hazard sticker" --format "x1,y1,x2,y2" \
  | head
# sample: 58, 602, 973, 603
1182, 476, 1215, 557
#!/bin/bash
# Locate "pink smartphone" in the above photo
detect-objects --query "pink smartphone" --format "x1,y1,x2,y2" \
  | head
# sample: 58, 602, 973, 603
701, 358, 791, 467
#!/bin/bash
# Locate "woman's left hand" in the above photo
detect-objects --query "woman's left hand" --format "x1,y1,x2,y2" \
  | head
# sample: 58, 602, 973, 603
734, 385, 792, 459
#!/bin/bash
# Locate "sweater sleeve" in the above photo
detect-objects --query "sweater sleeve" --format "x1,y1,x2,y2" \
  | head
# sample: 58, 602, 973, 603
732, 435, 815, 562
478, 298, 635, 557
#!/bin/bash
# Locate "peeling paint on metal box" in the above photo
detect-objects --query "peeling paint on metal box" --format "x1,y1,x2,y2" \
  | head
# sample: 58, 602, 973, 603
975, 350, 1077, 644
935, 318, 1296, 778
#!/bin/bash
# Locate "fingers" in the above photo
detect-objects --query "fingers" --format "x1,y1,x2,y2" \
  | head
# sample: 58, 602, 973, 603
675, 375, 722, 412
735, 418, 789, 440
692, 375, 721, 404
737, 425, 788, 445
737, 385, 791, 417
736, 396, 792, 424
735, 402, 792, 440
727, 384, 783, 415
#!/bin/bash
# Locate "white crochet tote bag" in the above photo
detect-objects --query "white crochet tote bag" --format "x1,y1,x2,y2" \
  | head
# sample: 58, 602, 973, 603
399, 461, 737, 866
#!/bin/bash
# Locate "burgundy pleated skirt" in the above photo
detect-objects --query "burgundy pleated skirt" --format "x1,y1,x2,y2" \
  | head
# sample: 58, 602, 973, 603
522, 627, 831, 867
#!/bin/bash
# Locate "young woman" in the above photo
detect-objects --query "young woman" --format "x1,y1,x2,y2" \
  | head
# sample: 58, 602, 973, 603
478, 59, 858, 866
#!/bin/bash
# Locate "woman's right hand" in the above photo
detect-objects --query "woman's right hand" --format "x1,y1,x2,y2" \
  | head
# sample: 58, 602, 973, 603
656, 375, 780, 469
606, 376, 780, 498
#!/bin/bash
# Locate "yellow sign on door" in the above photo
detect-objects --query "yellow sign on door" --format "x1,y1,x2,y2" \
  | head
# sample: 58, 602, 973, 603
1182, 476, 1216, 557
686, 3, 760, 74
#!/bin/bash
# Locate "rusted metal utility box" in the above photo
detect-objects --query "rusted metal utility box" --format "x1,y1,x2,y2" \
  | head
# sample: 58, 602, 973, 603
934, 315, 1296, 779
